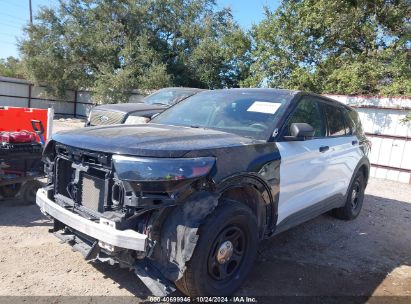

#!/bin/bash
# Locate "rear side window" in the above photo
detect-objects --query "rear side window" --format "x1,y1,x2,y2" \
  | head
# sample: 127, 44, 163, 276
347, 108, 363, 135
343, 110, 354, 134
322, 104, 347, 136
287, 98, 325, 137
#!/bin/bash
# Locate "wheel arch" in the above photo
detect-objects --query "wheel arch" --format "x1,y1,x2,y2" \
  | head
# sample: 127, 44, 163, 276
216, 173, 276, 239
355, 157, 370, 186
358, 162, 370, 186
347, 156, 370, 199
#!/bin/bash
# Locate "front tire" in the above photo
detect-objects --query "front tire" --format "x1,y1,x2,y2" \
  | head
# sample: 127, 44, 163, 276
176, 200, 258, 296
332, 172, 365, 220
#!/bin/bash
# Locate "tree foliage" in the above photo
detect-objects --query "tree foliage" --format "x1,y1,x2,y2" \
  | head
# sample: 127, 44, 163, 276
15, 0, 411, 101
244, 0, 411, 96
0, 57, 25, 78
19, 0, 250, 103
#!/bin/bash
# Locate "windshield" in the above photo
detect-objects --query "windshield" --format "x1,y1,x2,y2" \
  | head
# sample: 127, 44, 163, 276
151, 90, 295, 140
144, 88, 198, 106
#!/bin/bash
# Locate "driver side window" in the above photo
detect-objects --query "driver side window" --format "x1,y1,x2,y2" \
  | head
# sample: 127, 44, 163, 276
287, 98, 325, 137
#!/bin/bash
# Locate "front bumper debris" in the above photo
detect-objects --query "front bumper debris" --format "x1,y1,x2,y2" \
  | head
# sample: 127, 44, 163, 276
36, 188, 147, 252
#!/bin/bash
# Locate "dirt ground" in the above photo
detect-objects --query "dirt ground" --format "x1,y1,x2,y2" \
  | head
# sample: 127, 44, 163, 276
0, 119, 410, 301
51, 117, 87, 133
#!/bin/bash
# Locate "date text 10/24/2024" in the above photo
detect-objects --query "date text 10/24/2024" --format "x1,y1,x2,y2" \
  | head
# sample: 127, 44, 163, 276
148, 297, 258, 303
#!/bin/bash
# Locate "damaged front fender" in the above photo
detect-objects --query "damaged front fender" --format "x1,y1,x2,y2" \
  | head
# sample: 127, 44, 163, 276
149, 191, 220, 284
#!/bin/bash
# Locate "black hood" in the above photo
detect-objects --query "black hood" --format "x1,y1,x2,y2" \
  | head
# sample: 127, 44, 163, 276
52, 124, 263, 158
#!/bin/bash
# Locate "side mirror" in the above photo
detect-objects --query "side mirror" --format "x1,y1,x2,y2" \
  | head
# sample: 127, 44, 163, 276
284, 123, 315, 141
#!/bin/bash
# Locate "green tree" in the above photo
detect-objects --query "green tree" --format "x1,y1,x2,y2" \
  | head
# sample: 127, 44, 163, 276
19, 0, 250, 103
244, 0, 411, 96
0, 57, 25, 78
402, 112, 411, 123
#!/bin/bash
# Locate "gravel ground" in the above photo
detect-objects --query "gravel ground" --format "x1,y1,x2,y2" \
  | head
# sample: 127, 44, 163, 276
52, 117, 86, 133
0, 120, 410, 301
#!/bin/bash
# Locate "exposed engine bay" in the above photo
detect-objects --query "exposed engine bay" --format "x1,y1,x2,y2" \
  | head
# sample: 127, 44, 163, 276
40, 141, 220, 295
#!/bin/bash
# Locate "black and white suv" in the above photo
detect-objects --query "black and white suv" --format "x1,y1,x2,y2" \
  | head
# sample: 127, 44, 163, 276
37, 89, 370, 296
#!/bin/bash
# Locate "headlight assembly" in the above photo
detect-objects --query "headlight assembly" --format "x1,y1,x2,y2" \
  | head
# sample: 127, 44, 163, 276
112, 155, 215, 181
124, 116, 150, 124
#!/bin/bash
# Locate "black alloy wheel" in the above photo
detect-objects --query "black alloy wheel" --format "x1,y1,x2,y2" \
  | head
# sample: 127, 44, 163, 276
176, 199, 258, 296
332, 172, 365, 220
207, 225, 246, 281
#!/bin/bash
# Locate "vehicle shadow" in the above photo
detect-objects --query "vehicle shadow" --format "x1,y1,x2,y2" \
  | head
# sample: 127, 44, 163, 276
84, 193, 411, 300
1, 191, 410, 300
237, 193, 411, 299
91, 261, 152, 298
0, 198, 51, 227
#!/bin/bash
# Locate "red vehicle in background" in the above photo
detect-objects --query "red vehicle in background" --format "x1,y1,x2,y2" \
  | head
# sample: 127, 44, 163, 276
0, 106, 53, 202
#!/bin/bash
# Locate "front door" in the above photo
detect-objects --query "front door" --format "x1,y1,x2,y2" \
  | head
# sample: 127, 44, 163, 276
276, 96, 332, 226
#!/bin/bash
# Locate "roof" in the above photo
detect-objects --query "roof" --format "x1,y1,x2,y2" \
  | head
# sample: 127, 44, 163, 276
204, 88, 352, 110
210, 88, 300, 95
156, 87, 206, 92
305, 92, 354, 110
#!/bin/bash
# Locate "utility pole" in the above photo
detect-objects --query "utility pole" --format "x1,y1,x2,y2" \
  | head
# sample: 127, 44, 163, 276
29, 0, 33, 24
29, 0, 33, 110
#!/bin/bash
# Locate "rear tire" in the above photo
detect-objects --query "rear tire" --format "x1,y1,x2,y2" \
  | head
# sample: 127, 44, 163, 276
332, 172, 365, 220
176, 199, 258, 296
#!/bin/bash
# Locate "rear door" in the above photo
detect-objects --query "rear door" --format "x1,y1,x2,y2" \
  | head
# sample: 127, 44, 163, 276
319, 101, 363, 199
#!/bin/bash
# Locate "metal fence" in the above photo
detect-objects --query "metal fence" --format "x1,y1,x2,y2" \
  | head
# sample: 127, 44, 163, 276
1, 76, 410, 183
325, 94, 411, 184
0, 76, 144, 117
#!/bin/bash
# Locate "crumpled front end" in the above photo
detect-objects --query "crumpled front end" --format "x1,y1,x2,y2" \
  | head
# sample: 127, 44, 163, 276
37, 139, 220, 296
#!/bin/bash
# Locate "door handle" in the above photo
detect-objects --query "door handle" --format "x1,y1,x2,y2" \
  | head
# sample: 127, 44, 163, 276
319, 146, 329, 152
352, 140, 358, 145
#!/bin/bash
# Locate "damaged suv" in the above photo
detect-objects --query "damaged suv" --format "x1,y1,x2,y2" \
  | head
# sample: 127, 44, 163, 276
37, 89, 370, 296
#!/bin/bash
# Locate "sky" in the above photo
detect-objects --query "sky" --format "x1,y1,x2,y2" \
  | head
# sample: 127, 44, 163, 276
0, 0, 280, 60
